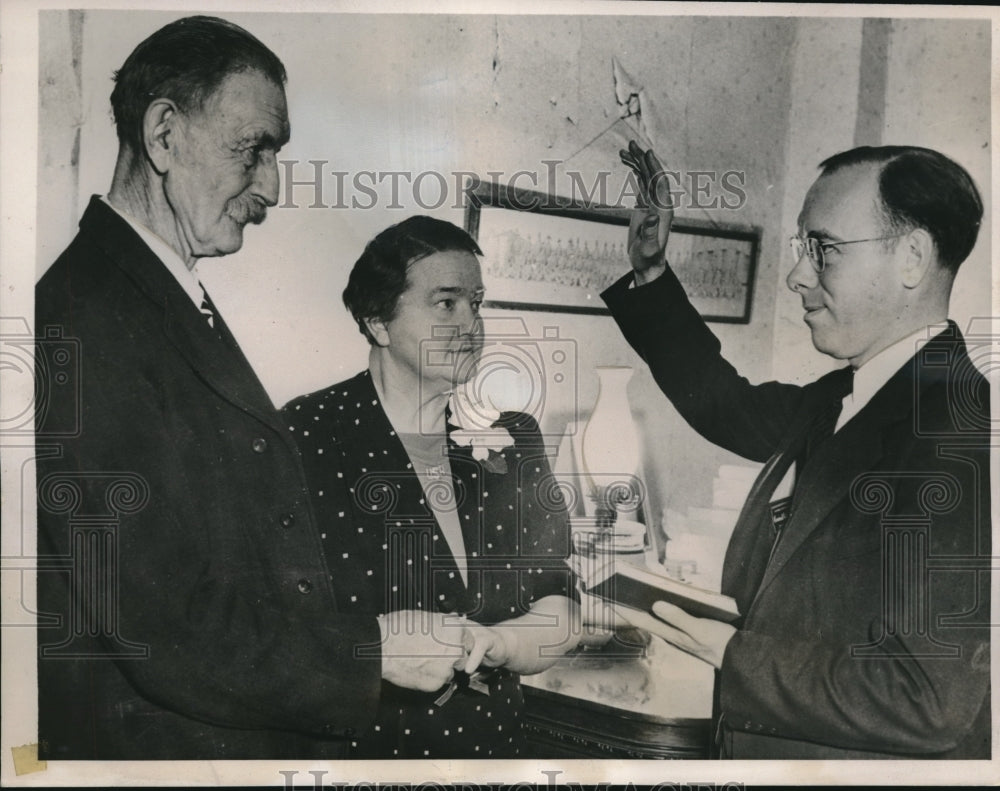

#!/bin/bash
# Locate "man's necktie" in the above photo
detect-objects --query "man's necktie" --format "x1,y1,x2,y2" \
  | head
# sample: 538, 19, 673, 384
198, 283, 216, 330
766, 364, 854, 566
804, 365, 854, 459
723, 365, 854, 609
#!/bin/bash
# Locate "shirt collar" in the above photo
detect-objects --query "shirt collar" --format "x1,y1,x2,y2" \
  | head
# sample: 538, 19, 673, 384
845, 322, 949, 416
100, 196, 205, 307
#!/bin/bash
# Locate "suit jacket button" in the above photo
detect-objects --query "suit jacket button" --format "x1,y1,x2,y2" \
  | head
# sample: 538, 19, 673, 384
280, 513, 295, 529
297, 578, 313, 594
252, 437, 268, 453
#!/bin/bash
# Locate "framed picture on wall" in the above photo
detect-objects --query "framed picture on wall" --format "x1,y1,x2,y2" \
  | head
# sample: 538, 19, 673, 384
464, 180, 760, 323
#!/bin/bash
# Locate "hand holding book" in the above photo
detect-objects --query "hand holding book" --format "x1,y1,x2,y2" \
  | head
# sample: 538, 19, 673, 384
612, 602, 737, 670
580, 553, 740, 669
582, 554, 740, 623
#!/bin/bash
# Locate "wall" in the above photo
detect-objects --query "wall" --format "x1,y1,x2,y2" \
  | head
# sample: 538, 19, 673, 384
882, 19, 992, 335
771, 18, 992, 385
36, 9, 991, 552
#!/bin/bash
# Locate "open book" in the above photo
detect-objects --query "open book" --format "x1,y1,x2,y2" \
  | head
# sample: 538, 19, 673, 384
582, 553, 740, 623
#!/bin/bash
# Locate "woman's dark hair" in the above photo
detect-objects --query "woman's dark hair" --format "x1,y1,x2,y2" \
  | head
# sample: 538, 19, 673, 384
110, 15, 287, 154
818, 146, 982, 272
343, 216, 482, 343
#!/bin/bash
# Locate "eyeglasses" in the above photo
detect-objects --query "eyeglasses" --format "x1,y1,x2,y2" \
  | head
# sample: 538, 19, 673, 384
789, 234, 905, 273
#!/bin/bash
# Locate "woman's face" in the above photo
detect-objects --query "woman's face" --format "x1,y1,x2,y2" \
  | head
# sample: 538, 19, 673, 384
369, 249, 485, 390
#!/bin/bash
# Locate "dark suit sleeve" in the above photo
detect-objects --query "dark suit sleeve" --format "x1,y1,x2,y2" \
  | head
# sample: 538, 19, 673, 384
602, 268, 803, 463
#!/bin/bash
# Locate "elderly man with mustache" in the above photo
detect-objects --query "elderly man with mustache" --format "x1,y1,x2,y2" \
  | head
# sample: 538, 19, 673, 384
34, 16, 479, 760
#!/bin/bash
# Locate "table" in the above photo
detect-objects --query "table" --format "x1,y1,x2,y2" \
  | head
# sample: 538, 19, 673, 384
521, 627, 715, 758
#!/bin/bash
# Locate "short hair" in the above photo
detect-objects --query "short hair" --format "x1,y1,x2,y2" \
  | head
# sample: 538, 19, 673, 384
343, 216, 483, 344
818, 146, 983, 272
110, 16, 287, 154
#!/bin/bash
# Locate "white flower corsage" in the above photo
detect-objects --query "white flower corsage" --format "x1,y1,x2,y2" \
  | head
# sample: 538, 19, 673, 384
448, 387, 514, 473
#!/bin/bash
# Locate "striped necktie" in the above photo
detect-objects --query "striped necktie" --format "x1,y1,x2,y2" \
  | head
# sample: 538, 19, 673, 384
198, 283, 215, 329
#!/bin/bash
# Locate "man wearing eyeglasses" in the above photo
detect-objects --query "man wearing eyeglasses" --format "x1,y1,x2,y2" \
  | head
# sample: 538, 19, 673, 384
602, 142, 990, 759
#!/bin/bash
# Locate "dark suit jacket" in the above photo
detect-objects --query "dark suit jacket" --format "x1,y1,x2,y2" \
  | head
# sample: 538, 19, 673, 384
35, 197, 381, 759
603, 268, 990, 759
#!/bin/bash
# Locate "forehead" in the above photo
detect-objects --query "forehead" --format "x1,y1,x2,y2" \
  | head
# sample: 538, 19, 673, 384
798, 163, 882, 235
200, 69, 290, 144
403, 249, 483, 293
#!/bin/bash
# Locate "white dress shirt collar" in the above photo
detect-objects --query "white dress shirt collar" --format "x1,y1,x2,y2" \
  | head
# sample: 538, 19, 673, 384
836, 322, 948, 431
101, 196, 205, 308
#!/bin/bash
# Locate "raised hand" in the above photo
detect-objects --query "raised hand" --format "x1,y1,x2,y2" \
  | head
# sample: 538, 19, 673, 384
620, 140, 674, 285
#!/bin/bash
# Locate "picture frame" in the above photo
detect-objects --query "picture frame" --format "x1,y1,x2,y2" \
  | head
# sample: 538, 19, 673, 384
464, 179, 760, 323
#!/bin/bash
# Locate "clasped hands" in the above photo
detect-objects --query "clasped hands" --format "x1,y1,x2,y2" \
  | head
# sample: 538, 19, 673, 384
378, 609, 512, 693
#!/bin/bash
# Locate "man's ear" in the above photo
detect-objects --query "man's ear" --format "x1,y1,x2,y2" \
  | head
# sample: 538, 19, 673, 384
900, 227, 935, 289
142, 98, 178, 175
365, 317, 390, 347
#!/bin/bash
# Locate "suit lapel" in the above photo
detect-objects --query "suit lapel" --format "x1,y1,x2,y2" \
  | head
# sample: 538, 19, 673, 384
750, 330, 964, 604
80, 197, 278, 425
335, 373, 468, 598
162, 295, 278, 421
721, 404, 814, 610
754, 410, 887, 598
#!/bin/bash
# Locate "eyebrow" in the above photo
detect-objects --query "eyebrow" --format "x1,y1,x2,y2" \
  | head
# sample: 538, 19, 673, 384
238, 129, 289, 150
430, 286, 485, 297
804, 227, 843, 243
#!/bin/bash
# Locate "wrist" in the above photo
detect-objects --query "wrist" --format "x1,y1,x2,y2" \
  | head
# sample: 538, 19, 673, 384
706, 623, 738, 670
633, 261, 667, 287
487, 624, 516, 665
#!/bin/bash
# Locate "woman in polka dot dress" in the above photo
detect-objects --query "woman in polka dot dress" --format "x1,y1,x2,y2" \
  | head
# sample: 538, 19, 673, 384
284, 216, 579, 758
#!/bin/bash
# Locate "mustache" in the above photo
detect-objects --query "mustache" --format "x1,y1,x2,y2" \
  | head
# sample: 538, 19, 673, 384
226, 196, 268, 226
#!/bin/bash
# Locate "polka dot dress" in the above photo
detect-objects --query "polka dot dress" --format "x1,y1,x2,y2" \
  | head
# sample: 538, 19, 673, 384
284, 370, 574, 758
